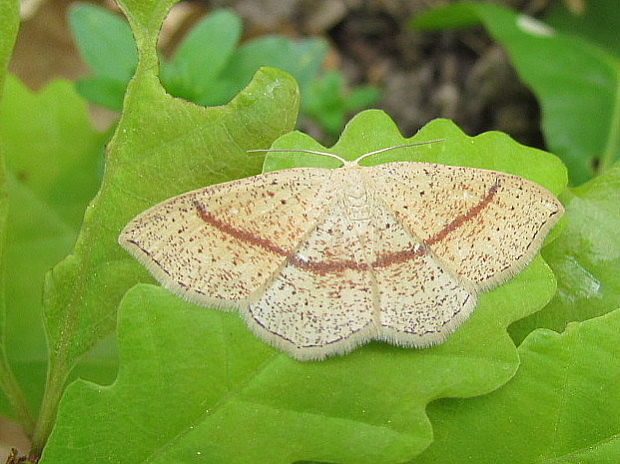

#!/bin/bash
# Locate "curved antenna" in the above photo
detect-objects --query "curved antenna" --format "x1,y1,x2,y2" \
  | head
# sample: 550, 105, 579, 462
248, 138, 445, 167
247, 148, 348, 166
353, 139, 445, 165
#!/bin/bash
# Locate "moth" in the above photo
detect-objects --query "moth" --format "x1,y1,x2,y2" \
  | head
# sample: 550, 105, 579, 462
119, 143, 564, 361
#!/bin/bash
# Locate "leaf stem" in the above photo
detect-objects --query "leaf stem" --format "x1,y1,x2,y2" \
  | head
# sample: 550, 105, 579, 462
0, 351, 35, 436
28, 355, 68, 460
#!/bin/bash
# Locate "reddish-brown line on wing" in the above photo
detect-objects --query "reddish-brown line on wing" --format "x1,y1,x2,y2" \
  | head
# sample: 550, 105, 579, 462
194, 201, 365, 274
290, 256, 370, 274
425, 184, 499, 246
373, 247, 426, 268
193, 184, 498, 274
194, 200, 290, 258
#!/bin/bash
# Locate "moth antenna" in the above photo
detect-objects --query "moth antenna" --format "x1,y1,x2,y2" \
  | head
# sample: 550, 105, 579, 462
353, 139, 445, 165
247, 148, 348, 165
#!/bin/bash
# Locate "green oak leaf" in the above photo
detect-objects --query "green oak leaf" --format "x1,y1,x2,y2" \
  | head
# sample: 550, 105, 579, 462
41, 111, 566, 463
510, 161, 620, 343
413, 2, 620, 185
29, 0, 299, 457
41, 0, 298, 380
411, 307, 620, 464
0, 75, 110, 419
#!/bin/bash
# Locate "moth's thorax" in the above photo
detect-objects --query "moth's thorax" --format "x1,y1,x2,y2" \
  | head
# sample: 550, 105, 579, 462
338, 165, 373, 224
